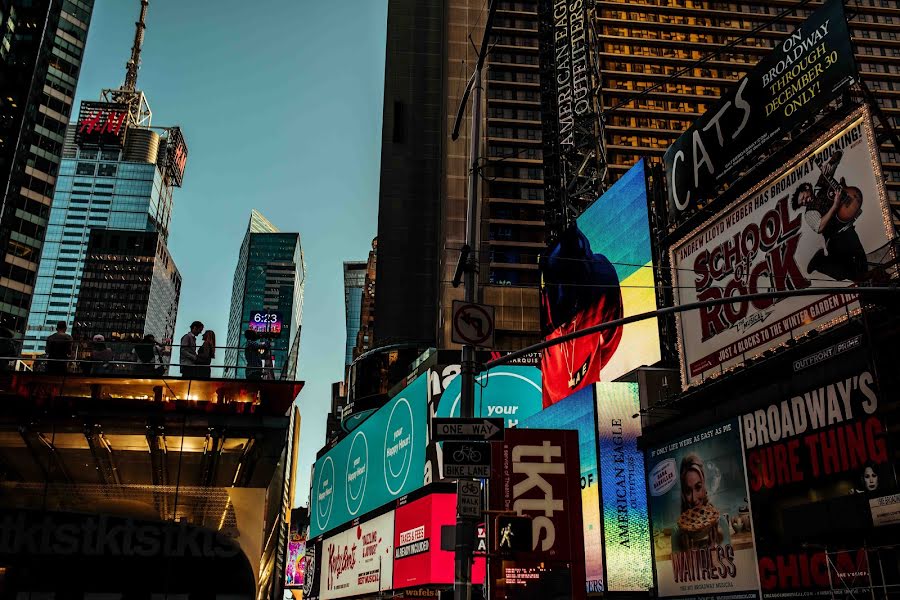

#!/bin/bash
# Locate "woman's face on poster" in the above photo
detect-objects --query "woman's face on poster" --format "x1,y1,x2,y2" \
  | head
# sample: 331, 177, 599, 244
684, 469, 708, 508
864, 466, 879, 492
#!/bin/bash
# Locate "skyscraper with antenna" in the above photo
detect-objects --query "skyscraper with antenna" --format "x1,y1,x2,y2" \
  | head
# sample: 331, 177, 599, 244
23, 0, 189, 353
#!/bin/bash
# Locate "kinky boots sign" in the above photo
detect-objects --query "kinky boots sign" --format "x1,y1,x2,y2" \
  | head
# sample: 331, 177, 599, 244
491, 429, 586, 600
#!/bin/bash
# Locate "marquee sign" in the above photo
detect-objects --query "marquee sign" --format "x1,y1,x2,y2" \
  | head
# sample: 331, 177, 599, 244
75, 101, 129, 147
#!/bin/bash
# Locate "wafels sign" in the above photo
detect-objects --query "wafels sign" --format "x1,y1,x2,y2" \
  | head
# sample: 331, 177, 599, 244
671, 109, 893, 388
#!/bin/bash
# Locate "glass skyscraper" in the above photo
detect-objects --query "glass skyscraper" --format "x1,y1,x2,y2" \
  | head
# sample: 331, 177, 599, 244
0, 0, 95, 335
343, 261, 366, 369
225, 211, 305, 380
22, 117, 185, 352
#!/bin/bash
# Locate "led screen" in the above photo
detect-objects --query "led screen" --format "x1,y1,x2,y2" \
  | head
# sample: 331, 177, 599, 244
595, 383, 652, 591
540, 160, 660, 406
285, 534, 306, 588
321, 512, 394, 599
310, 374, 428, 538
519, 386, 603, 594
249, 310, 283, 335
436, 365, 542, 428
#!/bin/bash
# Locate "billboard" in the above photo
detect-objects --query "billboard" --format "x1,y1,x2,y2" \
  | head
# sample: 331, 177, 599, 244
664, 0, 857, 220
647, 419, 760, 600
742, 360, 894, 599
596, 383, 652, 591
285, 531, 307, 588
519, 386, 604, 594
303, 539, 323, 600
75, 101, 129, 147
164, 126, 188, 187
321, 512, 394, 599
435, 365, 542, 428
310, 374, 428, 538
540, 160, 660, 406
671, 109, 894, 387
393, 493, 485, 589
250, 310, 283, 335
491, 428, 587, 600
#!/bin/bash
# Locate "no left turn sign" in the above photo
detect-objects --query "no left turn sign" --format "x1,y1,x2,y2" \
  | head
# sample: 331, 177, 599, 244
451, 300, 495, 348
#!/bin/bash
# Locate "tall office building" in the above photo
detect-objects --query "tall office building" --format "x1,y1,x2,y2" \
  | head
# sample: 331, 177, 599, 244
0, 0, 94, 335
592, 1, 900, 214
354, 238, 376, 361
375, 0, 545, 354
225, 211, 305, 380
343, 261, 366, 369
22, 2, 188, 352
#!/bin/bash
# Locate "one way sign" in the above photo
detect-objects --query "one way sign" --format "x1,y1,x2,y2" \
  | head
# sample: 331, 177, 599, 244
432, 418, 505, 442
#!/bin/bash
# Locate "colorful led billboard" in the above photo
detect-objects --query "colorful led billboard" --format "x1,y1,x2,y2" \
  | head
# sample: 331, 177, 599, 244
75, 101, 129, 147
647, 419, 761, 600
393, 492, 485, 589
249, 310, 283, 335
519, 387, 603, 594
321, 511, 395, 599
310, 374, 428, 538
436, 365, 542, 428
671, 109, 894, 388
540, 160, 660, 406
596, 383, 652, 591
285, 532, 306, 588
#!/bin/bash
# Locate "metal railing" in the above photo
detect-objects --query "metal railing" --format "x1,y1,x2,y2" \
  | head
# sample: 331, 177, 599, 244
0, 338, 293, 381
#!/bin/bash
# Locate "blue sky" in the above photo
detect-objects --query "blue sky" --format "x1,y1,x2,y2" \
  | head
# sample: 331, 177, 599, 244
74, 0, 388, 505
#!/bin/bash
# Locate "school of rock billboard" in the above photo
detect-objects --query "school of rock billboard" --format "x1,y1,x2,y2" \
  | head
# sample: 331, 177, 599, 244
490, 429, 587, 600
664, 0, 857, 220
321, 511, 395, 600
540, 160, 660, 406
671, 108, 893, 388
742, 353, 894, 599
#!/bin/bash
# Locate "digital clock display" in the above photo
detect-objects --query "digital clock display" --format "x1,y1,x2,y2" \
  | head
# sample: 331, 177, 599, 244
249, 310, 282, 335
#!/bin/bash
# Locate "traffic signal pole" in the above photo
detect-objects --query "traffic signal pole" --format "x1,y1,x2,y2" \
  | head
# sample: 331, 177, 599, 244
452, 4, 498, 600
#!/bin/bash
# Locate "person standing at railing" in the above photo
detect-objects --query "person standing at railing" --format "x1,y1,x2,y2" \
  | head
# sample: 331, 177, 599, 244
196, 330, 216, 379
133, 334, 168, 376
87, 335, 114, 374
179, 321, 203, 378
45, 321, 73, 375
244, 329, 266, 380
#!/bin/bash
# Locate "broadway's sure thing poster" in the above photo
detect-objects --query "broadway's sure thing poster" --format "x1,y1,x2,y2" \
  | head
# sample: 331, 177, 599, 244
742, 355, 896, 599
671, 108, 893, 388
647, 419, 760, 600
665, 0, 857, 219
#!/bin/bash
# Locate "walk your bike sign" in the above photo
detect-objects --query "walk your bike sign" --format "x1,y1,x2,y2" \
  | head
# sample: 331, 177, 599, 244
443, 441, 491, 478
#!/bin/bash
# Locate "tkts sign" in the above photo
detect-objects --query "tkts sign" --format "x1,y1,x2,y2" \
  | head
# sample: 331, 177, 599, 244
491, 429, 586, 599
75, 101, 129, 147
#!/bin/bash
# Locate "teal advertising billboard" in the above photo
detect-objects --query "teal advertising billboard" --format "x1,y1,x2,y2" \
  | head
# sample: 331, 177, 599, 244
310, 374, 428, 538
436, 365, 542, 428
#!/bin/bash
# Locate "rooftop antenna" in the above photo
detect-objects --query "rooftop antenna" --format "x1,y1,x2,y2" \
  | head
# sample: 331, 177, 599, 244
123, 0, 149, 92
102, 0, 152, 126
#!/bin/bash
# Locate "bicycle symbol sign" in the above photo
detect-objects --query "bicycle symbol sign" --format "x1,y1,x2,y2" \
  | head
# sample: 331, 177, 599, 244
443, 441, 491, 479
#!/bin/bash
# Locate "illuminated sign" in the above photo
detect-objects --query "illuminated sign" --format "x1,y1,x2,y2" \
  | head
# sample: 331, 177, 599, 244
392, 493, 485, 589
75, 101, 129, 147
249, 310, 283, 335
436, 365, 542, 428
310, 374, 428, 538
540, 160, 660, 406
596, 383, 652, 591
519, 387, 604, 594
665, 0, 857, 220
647, 419, 760, 600
165, 127, 188, 187
285, 533, 307, 588
670, 109, 894, 388
321, 512, 394, 600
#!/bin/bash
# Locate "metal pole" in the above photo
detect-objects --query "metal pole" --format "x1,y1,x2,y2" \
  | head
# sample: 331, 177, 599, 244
455, 60, 482, 600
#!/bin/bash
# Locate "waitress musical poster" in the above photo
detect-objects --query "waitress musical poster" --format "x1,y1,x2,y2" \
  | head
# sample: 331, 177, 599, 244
647, 419, 760, 600
540, 160, 661, 406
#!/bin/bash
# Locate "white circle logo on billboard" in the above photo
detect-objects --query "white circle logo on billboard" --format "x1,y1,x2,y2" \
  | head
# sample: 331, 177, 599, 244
384, 397, 414, 495
315, 457, 335, 532
345, 431, 368, 516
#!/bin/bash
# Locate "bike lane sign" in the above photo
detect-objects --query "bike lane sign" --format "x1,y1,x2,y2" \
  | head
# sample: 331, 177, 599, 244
443, 441, 491, 479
